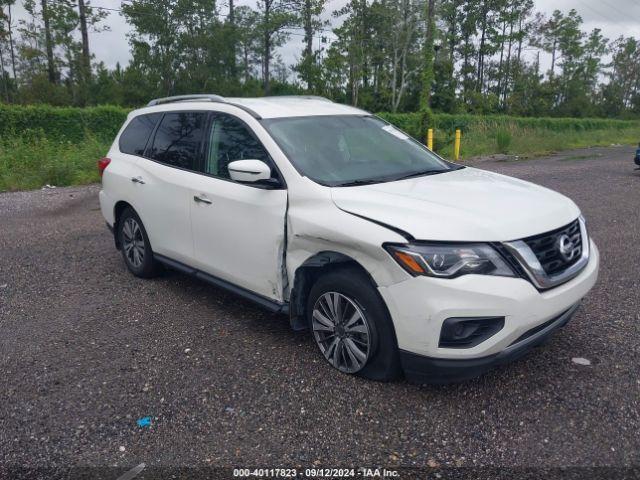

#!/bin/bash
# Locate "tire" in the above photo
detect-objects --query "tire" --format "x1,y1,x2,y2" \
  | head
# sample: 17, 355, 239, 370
117, 207, 161, 278
306, 266, 401, 381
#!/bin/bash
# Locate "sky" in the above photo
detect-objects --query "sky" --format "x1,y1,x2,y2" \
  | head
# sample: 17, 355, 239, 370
11, 0, 640, 73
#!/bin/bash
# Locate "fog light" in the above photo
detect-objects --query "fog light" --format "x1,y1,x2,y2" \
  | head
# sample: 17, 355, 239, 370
439, 317, 505, 349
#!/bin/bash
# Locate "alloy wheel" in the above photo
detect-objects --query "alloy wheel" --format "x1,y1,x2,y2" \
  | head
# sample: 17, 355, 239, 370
122, 217, 145, 268
312, 292, 372, 374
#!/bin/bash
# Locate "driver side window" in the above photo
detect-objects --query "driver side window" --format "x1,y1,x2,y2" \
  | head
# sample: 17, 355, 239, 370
205, 114, 272, 180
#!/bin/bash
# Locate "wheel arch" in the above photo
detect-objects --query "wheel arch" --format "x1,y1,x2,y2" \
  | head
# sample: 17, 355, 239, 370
113, 200, 135, 250
288, 251, 380, 331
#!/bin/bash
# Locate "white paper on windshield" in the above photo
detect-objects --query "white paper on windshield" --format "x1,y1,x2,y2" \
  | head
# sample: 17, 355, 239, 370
382, 124, 409, 140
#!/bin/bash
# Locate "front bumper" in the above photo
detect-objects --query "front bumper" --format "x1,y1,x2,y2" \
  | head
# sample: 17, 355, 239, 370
378, 239, 599, 382
399, 303, 579, 383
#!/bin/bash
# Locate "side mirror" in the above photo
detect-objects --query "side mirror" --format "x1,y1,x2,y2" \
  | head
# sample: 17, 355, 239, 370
228, 160, 273, 184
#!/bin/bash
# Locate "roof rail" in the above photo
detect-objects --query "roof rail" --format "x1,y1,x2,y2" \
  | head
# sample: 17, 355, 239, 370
267, 95, 333, 102
147, 94, 226, 107
146, 94, 262, 119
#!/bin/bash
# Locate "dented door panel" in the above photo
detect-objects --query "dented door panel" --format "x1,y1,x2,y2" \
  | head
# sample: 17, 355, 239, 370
189, 174, 288, 302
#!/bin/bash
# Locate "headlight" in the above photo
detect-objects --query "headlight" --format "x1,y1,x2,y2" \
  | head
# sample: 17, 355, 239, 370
384, 242, 517, 279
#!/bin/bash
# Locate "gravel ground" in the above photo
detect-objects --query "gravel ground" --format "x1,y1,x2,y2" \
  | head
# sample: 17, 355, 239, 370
1, 146, 639, 478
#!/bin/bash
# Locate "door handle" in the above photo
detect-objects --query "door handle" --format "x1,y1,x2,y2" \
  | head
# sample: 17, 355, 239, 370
193, 194, 212, 205
131, 176, 145, 185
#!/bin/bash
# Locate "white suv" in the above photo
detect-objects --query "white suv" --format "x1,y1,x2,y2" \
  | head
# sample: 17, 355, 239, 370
99, 95, 599, 383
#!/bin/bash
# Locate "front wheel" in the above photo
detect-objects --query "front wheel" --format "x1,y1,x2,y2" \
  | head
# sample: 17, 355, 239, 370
307, 267, 401, 381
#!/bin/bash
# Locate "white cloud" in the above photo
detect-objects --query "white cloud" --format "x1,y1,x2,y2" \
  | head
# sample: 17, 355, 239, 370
534, 0, 640, 42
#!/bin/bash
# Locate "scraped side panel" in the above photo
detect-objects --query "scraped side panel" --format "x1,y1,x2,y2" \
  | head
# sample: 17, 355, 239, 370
189, 174, 289, 302
284, 198, 410, 302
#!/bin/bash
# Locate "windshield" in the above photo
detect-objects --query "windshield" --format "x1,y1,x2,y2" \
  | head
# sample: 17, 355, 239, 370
262, 115, 458, 187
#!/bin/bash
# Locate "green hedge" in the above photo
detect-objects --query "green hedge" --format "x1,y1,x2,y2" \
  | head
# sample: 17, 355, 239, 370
0, 104, 638, 145
0, 104, 128, 143
378, 112, 640, 140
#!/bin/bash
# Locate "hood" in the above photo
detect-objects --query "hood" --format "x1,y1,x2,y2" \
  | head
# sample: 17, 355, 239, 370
331, 167, 580, 242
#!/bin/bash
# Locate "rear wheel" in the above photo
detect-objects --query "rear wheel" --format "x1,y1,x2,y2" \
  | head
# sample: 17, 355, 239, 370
307, 267, 401, 381
118, 207, 161, 278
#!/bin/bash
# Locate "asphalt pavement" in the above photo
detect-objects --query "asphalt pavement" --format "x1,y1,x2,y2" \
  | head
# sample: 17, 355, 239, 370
1, 145, 639, 478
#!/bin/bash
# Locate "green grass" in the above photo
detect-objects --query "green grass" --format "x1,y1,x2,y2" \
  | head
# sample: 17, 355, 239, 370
494, 129, 513, 154
446, 126, 639, 160
0, 135, 109, 192
1, 126, 637, 192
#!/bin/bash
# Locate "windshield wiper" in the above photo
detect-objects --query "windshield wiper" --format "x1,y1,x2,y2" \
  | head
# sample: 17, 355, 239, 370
335, 179, 384, 187
390, 169, 450, 182
336, 168, 457, 187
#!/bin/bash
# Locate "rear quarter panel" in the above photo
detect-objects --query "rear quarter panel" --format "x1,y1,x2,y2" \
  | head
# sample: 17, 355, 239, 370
99, 149, 145, 227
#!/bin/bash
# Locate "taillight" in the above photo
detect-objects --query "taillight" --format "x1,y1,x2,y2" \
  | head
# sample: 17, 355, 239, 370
98, 157, 111, 177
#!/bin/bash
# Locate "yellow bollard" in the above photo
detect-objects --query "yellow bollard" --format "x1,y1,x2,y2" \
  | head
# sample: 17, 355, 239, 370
427, 128, 434, 151
454, 129, 461, 161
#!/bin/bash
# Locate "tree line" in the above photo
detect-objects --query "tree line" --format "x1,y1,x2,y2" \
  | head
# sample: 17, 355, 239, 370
0, 0, 639, 119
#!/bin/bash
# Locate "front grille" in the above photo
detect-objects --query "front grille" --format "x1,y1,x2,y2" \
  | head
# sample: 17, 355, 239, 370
522, 219, 582, 276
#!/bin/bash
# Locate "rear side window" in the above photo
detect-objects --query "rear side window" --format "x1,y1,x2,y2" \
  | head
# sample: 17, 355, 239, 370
148, 112, 208, 171
119, 113, 161, 156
